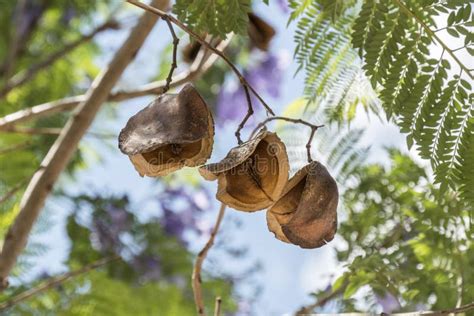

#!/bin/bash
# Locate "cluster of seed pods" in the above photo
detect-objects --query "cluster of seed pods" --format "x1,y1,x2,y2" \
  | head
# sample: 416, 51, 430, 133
119, 84, 338, 249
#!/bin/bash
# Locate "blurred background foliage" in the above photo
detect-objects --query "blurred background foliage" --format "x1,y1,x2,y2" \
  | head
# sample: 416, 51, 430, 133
0, 0, 473, 315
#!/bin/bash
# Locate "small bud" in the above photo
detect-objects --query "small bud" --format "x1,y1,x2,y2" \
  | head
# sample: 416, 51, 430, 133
267, 161, 338, 249
118, 84, 214, 177
200, 130, 289, 212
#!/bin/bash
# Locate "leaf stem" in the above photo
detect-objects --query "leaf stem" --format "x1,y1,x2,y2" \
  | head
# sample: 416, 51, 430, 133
392, 0, 473, 80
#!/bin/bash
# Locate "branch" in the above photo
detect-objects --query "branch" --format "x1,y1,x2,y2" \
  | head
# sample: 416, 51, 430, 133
0, 179, 29, 205
1, 126, 62, 136
0, 255, 119, 311
0, 20, 120, 98
0, 36, 231, 131
214, 297, 222, 316
0, 0, 170, 291
162, 16, 179, 93
125, 0, 276, 135
250, 116, 324, 162
392, 0, 473, 80
0, 142, 32, 155
192, 203, 226, 316
295, 282, 347, 315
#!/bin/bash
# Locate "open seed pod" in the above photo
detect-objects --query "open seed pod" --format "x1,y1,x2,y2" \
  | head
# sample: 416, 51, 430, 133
248, 12, 276, 51
118, 84, 214, 177
267, 161, 338, 249
200, 130, 289, 212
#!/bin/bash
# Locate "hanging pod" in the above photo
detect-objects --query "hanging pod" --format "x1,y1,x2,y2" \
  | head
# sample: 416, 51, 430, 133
181, 13, 275, 64
247, 12, 276, 51
200, 129, 289, 212
267, 161, 338, 249
118, 84, 214, 177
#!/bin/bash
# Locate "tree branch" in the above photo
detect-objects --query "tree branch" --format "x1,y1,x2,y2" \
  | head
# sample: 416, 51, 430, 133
125, 0, 276, 131
0, 0, 170, 291
0, 20, 121, 98
250, 116, 324, 162
0, 36, 231, 131
192, 203, 226, 316
0, 255, 120, 311
214, 297, 222, 316
0, 179, 29, 205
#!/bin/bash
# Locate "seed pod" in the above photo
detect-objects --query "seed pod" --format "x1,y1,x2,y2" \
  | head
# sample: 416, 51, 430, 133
118, 84, 214, 177
266, 211, 290, 243
200, 130, 289, 211
267, 161, 338, 249
248, 12, 276, 51
181, 13, 275, 64
182, 40, 202, 64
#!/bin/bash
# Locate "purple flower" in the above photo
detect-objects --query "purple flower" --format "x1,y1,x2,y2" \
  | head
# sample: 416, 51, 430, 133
376, 292, 400, 313
91, 202, 132, 253
277, 0, 290, 14
158, 187, 210, 245
132, 254, 162, 281
216, 52, 288, 125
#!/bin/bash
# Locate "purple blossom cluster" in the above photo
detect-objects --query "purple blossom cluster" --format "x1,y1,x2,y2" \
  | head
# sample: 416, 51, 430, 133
88, 185, 211, 282
91, 199, 132, 254
375, 292, 401, 313
157, 186, 211, 246
216, 52, 288, 125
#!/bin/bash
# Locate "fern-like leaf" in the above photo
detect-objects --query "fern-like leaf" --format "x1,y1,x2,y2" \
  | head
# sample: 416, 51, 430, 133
352, 0, 474, 202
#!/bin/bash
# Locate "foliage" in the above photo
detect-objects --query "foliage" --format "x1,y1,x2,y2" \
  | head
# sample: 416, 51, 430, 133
290, 0, 474, 204
173, 0, 251, 37
279, 98, 369, 183
288, 0, 381, 123
352, 0, 474, 204
2, 192, 237, 315
318, 150, 473, 313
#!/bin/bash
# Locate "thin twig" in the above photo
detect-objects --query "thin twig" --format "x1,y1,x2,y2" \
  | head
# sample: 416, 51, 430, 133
0, 0, 169, 291
235, 87, 254, 144
299, 301, 474, 315
214, 297, 222, 316
0, 255, 120, 311
162, 17, 179, 93
0, 36, 232, 131
0, 20, 120, 98
0, 142, 32, 155
0, 179, 29, 205
192, 203, 226, 316
1, 126, 63, 136
392, 0, 473, 80
295, 283, 347, 315
0, 126, 118, 139
125, 0, 276, 130
250, 116, 324, 162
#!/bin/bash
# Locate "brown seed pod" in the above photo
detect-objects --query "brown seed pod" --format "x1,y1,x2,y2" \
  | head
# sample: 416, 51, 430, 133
200, 130, 289, 212
182, 40, 202, 64
248, 12, 276, 51
118, 84, 214, 177
266, 211, 291, 243
181, 13, 275, 64
267, 161, 338, 249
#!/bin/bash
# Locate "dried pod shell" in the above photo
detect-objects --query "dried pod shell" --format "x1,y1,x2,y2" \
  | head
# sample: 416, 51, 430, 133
182, 40, 202, 63
267, 161, 338, 249
266, 211, 291, 243
200, 130, 289, 212
118, 84, 214, 177
248, 12, 276, 51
